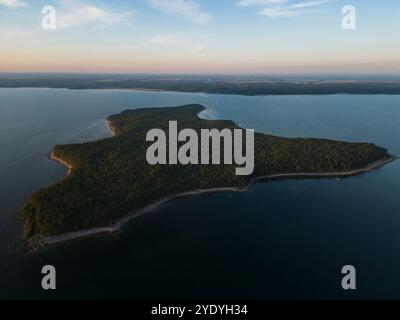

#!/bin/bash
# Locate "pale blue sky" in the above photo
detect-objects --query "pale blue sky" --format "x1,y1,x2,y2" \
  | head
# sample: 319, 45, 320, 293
0, 0, 399, 73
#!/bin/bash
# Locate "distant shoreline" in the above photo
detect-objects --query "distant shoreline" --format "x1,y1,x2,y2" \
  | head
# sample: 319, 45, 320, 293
5, 87, 400, 97
2, 80, 400, 97
36, 154, 395, 247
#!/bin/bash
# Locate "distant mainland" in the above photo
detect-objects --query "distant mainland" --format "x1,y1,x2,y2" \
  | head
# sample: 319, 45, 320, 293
1, 74, 400, 95
19, 104, 394, 246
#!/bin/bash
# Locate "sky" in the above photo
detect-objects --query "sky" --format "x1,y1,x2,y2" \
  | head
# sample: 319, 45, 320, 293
0, 0, 399, 74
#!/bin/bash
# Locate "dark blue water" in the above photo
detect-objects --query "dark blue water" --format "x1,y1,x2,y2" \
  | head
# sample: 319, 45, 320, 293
0, 89, 399, 299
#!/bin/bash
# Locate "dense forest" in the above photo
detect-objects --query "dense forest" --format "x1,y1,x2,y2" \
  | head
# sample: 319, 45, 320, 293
20, 104, 390, 239
1, 74, 400, 95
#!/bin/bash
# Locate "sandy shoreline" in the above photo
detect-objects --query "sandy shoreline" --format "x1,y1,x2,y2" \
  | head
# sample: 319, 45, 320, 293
105, 119, 116, 137
50, 120, 114, 177
36, 154, 395, 246
50, 151, 73, 177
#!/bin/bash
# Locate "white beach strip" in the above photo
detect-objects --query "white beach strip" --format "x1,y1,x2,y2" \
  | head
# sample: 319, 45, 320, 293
50, 151, 73, 177
37, 155, 395, 246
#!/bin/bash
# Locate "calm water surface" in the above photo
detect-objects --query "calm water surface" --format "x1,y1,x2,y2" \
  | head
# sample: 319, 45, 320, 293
0, 88, 399, 299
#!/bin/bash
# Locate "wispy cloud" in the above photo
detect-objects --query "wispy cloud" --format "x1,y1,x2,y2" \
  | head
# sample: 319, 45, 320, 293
148, 0, 211, 24
0, 30, 20, 39
239, 0, 332, 18
150, 34, 177, 45
189, 43, 209, 57
0, 0, 26, 9
57, 1, 135, 29
258, 7, 298, 18
236, 0, 287, 7
0, 28, 36, 41
290, 0, 331, 9
49, 45, 139, 51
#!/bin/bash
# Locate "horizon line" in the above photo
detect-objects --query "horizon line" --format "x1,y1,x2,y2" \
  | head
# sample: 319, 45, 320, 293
1, 71, 400, 77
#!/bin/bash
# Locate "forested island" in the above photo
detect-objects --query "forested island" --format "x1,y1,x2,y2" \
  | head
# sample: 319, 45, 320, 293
1, 73, 400, 95
20, 104, 392, 243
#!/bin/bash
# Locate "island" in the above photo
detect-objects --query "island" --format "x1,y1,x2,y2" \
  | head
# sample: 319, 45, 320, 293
19, 104, 393, 245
